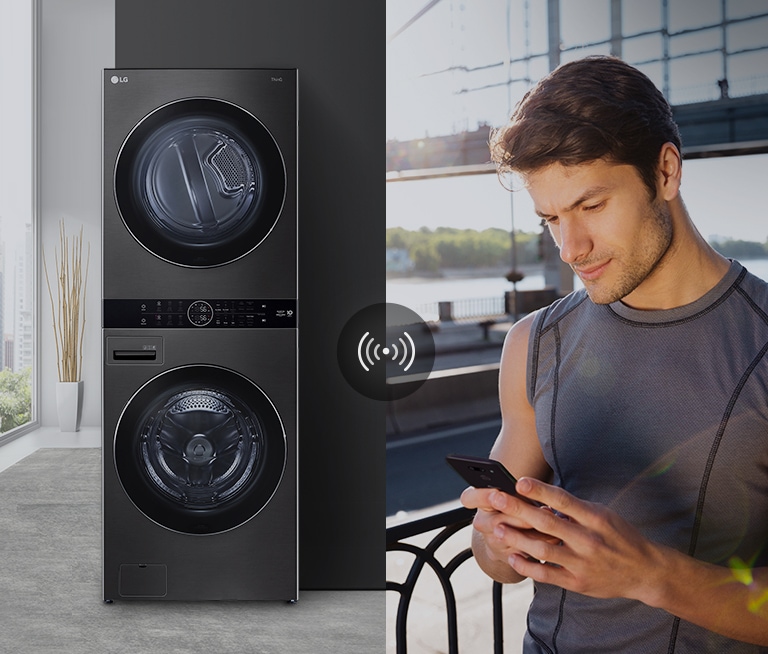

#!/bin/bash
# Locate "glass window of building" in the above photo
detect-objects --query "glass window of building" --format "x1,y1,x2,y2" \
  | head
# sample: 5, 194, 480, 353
0, 1, 36, 440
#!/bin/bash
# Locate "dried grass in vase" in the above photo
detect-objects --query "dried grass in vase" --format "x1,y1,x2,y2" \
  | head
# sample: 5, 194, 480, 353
43, 221, 90, 383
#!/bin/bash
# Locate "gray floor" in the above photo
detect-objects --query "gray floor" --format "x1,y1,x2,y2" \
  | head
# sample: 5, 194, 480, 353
0, 448, 383, 653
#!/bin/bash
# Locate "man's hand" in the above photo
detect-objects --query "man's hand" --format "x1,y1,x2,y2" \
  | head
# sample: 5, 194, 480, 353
460, 485, 563, 572
466, 477, 768, 645
493, 477, 665, 603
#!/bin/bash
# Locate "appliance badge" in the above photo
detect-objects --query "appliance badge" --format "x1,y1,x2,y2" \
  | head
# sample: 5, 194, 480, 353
110, 75, 129, 84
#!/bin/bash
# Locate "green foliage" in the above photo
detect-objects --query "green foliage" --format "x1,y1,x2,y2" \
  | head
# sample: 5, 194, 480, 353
410, 241, 440, 272
386, 228, 408, 250
389, 230, 768, 273
0, 367, 32, 434
386, 227, 541, 272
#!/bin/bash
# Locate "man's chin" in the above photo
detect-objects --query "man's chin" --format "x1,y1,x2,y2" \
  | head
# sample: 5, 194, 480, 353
583, 283, 623, 305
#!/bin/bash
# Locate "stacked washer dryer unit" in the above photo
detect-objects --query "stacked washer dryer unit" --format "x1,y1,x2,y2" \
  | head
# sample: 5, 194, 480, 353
102, 69, 298, 601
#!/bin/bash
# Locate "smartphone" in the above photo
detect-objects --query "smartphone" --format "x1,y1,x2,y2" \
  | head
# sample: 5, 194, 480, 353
446, 453, 538, 504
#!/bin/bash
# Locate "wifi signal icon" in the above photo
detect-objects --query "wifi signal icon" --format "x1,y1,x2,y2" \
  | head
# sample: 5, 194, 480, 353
337, 302, 434, 401
357, 330, 416, 373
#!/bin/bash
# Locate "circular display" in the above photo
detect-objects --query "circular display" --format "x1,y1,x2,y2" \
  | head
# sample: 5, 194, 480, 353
337, 303, 435, 401
114, 366, 286, 534
187, 300, 213, 326
114, 98, 286, 267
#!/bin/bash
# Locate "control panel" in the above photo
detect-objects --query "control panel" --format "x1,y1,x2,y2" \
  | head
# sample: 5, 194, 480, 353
103, 299, 297, 329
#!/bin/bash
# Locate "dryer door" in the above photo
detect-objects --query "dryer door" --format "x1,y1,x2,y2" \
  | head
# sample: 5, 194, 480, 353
114, 365, 287, 534
114, 98, 286, 267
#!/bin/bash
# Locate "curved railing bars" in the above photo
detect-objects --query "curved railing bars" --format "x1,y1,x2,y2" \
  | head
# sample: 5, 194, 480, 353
386, 505, 505, 654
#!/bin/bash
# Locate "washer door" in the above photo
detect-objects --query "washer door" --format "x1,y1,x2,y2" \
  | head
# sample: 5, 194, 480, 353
115, 366, 287, 534
114, 98, 286, 267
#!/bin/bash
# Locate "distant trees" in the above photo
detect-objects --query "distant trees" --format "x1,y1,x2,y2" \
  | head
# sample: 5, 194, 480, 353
387, 228, 768, 274
711, 239, 768, 260
386, 227, 541, 272
0, 367, 32, 434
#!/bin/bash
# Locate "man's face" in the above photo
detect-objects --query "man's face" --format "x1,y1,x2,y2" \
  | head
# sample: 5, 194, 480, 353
525, 159, 673, 305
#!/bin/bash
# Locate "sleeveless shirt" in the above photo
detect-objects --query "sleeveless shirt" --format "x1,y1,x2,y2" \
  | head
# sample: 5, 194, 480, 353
523, 260, 768, 653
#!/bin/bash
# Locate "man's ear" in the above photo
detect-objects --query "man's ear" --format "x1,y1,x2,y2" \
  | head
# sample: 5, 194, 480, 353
657, 142, 682, 201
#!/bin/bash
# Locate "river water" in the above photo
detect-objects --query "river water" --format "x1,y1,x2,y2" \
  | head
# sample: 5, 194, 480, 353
387, 258, 768, 320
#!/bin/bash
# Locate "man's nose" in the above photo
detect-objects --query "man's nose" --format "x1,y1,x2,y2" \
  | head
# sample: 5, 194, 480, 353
556, 220, 592, 265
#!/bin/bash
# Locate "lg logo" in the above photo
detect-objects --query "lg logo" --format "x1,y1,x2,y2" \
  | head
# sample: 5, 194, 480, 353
110, 75, 129, 84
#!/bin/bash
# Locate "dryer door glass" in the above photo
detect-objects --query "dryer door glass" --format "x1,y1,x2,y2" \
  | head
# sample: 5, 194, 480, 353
115, 366, 287, 534
114, 99, 286, 267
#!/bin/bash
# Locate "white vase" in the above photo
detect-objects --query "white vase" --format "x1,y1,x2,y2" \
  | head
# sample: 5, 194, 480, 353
56, 381, 83, 432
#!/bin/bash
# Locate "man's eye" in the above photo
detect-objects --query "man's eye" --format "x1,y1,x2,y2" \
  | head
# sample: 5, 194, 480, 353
583, 201, 605, 212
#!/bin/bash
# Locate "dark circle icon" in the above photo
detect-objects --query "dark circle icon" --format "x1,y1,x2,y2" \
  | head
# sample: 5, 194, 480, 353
337, 303, 435, 401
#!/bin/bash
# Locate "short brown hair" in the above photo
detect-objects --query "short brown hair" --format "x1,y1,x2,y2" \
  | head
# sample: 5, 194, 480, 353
490, 56, 682, 197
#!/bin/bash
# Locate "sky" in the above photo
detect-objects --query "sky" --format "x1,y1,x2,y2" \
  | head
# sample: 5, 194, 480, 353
386, 0, 768, 244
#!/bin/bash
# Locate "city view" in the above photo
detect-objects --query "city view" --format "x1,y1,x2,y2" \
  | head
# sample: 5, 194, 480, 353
0, 0, 34, 437
0, 221, 34, 434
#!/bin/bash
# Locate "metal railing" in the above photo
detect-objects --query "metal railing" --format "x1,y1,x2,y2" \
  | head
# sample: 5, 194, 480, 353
386, 505, 505, 654
416, 296, 506, 323
415, 289, 560, 324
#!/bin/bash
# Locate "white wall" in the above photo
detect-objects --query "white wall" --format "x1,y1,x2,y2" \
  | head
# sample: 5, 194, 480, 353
40, 0, 114, 428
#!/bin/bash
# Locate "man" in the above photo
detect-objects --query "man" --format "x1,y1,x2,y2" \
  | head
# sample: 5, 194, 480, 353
461, 55, 768, 652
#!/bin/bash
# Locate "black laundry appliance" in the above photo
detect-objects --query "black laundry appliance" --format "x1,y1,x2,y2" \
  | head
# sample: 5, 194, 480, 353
102, 323, 297, 601
103, 68, 296, 298
102, 69, 298, 601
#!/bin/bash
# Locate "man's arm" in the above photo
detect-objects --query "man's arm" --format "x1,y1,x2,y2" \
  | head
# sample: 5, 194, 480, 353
462, 312, 553, 584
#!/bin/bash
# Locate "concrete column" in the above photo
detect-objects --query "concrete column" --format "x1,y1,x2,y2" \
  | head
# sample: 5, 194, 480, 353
543, 0, 574, 293
661, 0, 671, 99
542, 230, 574, 295
547, 0, 560, 71
610, 0, 622, 58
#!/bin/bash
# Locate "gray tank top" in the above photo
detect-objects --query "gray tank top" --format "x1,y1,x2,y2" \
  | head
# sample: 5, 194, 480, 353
524, 260, 768, 653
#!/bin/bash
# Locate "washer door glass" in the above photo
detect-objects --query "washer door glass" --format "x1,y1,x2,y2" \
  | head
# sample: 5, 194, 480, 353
114, 98, 286, 267
115, 366, 287, 534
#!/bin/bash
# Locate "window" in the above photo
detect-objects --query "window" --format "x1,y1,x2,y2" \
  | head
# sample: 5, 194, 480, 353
0, 0, 37, 441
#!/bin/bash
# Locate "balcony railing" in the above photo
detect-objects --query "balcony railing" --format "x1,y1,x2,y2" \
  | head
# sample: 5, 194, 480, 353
386, 505, 506, 654
416, 289, 559, 323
